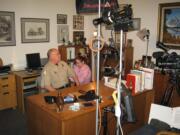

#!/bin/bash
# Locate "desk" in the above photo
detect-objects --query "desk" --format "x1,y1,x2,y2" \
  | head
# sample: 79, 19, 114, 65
27, 82, 114, 135
14, 70, 41, 113
26, 82, 154, 135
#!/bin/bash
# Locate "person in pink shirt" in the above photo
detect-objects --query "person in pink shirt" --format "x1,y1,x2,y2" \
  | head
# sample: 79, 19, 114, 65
73, 56, 91, 85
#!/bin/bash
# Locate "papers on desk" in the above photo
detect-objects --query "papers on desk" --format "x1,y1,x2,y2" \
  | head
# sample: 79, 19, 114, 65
104, 77, 118, 89
149, 103, 180, 129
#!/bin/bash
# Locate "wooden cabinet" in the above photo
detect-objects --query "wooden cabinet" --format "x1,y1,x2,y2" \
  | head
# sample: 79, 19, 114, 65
0, 73, 17, 110
153, 71, 180, 107
106, 90, 154, 135
15, 70, 40, 113
58, 45, 91, 66
123, 46, 134, 78
100, 46, 134, 79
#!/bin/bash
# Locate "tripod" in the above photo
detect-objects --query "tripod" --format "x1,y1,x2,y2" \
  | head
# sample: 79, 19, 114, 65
160, 71, 180, 106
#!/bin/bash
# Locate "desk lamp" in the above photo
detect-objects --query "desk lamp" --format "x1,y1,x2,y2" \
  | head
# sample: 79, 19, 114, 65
136, 28, 150, 67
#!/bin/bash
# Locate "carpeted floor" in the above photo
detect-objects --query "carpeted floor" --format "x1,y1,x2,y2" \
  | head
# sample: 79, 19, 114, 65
0, 109, 27, 135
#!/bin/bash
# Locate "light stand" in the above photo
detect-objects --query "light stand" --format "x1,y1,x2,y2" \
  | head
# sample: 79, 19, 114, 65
95, 0, 101, 135
92, 2, 132, 135
115, 29, 124, 135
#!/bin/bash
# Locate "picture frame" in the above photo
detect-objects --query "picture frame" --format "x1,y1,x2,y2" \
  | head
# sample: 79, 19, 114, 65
0, 11, 16, 46
21, 18, 50, 43
73, 31, 84, 44
158, 2, 180, 48
115, 32, 127, 46
73, 15, 84, 30
57, 25, 69, 44
57, 14, 67, 24
129, 18, 141, 31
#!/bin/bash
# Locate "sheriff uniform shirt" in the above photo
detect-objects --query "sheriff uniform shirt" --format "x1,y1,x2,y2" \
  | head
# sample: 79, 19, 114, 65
41, 61, 75, 89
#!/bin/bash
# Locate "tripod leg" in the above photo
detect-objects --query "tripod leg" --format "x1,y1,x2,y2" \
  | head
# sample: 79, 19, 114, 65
161, 85, 174, 106
167, 86, 175, 106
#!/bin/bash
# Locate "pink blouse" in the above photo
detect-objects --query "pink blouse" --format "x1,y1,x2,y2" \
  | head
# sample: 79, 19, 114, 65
73, 64, 91, 85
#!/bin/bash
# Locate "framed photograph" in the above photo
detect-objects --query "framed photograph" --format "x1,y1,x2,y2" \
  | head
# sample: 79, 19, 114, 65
0, 11, 16, 46
129, 18, 141, 31
21, 18, 49, 43
57, 14, 67, 24
57, 25, 69, 44
158, 2, 180, 48
73, 15, 84, 30
73, 31, 84, 44
115, 32, 127, 46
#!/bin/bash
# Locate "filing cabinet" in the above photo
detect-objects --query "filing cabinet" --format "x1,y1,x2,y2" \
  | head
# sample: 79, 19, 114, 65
0, 74, 17, 110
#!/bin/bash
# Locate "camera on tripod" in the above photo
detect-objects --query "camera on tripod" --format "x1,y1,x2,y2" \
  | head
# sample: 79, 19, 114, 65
93, 4, 133, 31
153, 41, 180, 106
153, 42, 180, 70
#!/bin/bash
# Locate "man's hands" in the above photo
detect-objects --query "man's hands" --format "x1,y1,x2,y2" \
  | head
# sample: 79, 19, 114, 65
45, 86, 56, 92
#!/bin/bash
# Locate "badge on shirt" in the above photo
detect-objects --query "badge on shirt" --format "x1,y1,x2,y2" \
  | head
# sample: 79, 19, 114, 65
43, 70, 47, 75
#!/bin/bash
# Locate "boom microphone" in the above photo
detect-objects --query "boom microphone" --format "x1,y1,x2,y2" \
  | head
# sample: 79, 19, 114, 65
152, 51, 165, 59
156, 42, 169, 53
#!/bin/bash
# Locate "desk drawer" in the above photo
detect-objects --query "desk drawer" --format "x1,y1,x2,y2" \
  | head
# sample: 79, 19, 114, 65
23, 78, 37, 89
0, 85, 9, 93
0, 76, 8, 86
0, 91, 17, 110
0, 76, 16, 92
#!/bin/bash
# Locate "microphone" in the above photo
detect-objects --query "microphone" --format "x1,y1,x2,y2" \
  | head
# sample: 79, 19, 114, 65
156, 41, 169, 52
152, 51, 165, 59
93, 18, 104, 26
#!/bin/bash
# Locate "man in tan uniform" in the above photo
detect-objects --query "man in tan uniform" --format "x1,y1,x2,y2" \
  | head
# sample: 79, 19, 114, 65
41, 48, 79, 92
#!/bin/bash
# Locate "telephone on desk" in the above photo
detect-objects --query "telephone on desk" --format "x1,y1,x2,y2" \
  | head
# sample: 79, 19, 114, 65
78, 89, 97, 101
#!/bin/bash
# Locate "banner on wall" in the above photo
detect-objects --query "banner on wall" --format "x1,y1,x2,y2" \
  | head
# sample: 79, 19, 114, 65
76, 0, 119, 14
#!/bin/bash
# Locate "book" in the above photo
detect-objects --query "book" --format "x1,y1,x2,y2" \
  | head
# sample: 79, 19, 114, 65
126, 74, 140, 95
149, 103, 180, 129
140, 67, 154, 90
131, 70, 145, 92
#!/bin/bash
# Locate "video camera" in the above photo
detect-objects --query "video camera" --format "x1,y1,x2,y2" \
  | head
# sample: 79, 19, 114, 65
93, 4, 133, 31
153, 42, 180, 70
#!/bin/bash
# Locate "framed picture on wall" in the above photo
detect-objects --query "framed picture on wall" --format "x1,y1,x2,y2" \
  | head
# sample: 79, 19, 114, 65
57, 25, 69, 44
0, 11, 16, 46
158, 2, 180, 48
115, 32, 127, 46
129, 18, 141, 31
57, 14, 67, 24
73, 31, 84, 44
21, 18, 50, 43
73, 15, 84, 30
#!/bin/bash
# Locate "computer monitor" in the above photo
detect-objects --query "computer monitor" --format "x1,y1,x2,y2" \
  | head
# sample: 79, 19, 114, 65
26, 53, 41, 70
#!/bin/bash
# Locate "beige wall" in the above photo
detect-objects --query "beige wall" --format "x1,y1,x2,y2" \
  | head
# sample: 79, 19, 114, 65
0, 0, 95, 69
0, 0, 179, 69
117, 0, 180, 62
90, 0, 180, 63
